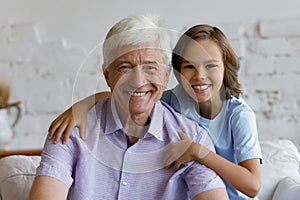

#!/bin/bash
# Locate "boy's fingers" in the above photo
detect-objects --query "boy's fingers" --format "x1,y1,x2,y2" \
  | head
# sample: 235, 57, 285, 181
163, 152, 174, 167
80, 123, 87, 140
48, 121, 60, 139
48, 114, 66, 139
53, 122, 68, 144
174, 161, 182, 172
178, 131, 189, 140
165, 164, 171, 169
62, 131, 72, 144
62, 123, 76, 144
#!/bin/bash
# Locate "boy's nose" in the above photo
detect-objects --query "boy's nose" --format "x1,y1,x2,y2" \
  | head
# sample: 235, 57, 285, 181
194, 67, 207, 80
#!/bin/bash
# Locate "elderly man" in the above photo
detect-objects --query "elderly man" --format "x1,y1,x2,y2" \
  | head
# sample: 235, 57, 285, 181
29, 14, 228, 200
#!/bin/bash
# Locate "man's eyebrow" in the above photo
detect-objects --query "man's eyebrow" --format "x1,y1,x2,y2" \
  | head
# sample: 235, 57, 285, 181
143, 61, 160, 65
113, 60, 160, 66
114, 60, 132, 66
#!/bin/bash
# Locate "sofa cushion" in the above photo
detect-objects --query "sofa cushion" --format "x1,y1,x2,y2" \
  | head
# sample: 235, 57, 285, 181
0, 155, 41, 200
272, 176, 300, 200
258, 140, 300, 200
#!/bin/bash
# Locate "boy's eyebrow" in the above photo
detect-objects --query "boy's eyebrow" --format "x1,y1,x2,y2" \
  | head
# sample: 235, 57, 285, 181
204, 59, 221, 63
181, 59, 191, 64
181, 58, 221, 64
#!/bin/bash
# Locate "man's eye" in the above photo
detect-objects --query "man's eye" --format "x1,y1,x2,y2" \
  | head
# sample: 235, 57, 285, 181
144, 65, 158, 71
118, 65, 132, 73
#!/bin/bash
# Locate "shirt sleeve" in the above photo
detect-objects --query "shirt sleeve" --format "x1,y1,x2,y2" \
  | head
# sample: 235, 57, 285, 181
184, 160, 225, 199
231, 105, 262, 164
184, 128, 225, 199
36, 129, 79, 187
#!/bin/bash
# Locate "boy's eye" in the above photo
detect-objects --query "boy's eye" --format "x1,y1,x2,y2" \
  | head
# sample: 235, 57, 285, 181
206, 64, 217, 69
183, 65, 195, 69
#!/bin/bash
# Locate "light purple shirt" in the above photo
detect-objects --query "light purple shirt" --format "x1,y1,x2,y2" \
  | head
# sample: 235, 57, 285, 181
37, 98, 225, 199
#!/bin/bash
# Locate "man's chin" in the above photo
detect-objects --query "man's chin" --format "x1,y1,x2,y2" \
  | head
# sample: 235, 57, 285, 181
129, 104, 152, 114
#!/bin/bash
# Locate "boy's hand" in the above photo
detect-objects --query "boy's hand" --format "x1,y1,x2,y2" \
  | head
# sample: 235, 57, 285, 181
48, 105, 87, 144
163, 131, 211, 171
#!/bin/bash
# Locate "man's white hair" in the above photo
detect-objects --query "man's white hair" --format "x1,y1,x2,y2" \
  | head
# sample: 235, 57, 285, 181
102, 14, 172, 67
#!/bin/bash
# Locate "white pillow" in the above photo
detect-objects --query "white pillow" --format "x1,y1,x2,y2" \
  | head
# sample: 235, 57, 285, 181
272, 176, 300, 200
0, 155, 41, 200
258, 140, 300, 200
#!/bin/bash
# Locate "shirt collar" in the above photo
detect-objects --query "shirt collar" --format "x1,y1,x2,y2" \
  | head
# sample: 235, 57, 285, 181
144, 101, 164, 141
103, 98, 124, 135
103, 98, 164, 141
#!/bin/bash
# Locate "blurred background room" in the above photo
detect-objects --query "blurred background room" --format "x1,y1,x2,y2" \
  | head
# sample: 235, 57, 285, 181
1, 0, 300, 151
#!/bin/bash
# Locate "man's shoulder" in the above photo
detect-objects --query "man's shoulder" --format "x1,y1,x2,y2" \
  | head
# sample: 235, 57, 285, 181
158, 100, 207, 142
88, 97, 110, 118
83, 97, 110, 137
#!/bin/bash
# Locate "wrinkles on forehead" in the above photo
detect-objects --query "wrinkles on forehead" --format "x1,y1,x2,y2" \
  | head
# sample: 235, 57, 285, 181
104, 43, 166, 69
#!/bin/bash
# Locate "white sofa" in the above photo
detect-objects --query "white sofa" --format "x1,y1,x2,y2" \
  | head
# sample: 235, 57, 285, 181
0, 139, 300, 200
259, 140, 300, 200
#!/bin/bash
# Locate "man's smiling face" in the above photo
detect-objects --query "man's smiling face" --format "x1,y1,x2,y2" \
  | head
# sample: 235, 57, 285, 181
104, 44, 170, 119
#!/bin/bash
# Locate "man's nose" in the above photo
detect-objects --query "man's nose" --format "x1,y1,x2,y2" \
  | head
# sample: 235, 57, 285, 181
128, 67, 147, 87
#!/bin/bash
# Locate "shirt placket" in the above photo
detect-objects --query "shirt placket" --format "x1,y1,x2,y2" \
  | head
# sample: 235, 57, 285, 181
117, 149, 131, 199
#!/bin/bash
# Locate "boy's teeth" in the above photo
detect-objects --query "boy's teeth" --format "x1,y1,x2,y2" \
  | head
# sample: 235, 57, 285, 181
194, 85, 208, 90
129, 92, 147, 96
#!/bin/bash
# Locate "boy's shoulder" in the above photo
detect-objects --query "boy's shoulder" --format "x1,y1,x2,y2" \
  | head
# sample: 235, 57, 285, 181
227, 97, 254, 114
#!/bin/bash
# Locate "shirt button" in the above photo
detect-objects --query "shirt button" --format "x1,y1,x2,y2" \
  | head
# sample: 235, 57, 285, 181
122, 181, 128, 186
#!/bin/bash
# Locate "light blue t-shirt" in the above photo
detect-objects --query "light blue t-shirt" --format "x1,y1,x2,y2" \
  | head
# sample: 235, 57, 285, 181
162, 84, 262, 200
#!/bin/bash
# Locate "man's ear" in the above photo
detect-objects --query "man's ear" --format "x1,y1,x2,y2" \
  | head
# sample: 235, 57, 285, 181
103, 64, 111, 87
164, 65, 173, 85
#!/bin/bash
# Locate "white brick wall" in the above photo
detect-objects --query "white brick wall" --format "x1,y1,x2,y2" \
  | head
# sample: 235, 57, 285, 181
0, 23, 105, 149
259, 18, 300, 38
238, 18, 300, 149
1, 1, 300, 150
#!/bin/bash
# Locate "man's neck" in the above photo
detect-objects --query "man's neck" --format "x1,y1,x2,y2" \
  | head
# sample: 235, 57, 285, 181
123, 115, 149, 140
114, 100, 153, 143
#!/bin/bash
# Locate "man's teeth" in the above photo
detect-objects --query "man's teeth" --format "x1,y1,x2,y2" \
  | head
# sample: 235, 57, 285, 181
129, 92, 147, 96
193, 85, 209, 90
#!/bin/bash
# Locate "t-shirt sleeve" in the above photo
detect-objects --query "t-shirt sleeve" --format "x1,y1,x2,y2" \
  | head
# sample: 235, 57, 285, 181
231, 106, 262, 164
161, 90, 172, 104
36, 129, 79, 187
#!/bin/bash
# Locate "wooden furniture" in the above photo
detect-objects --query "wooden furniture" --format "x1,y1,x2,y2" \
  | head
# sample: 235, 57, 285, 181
0, 149, 42, 159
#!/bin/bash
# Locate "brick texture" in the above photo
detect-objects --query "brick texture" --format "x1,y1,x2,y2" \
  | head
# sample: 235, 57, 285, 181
1, 17, 300, 150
